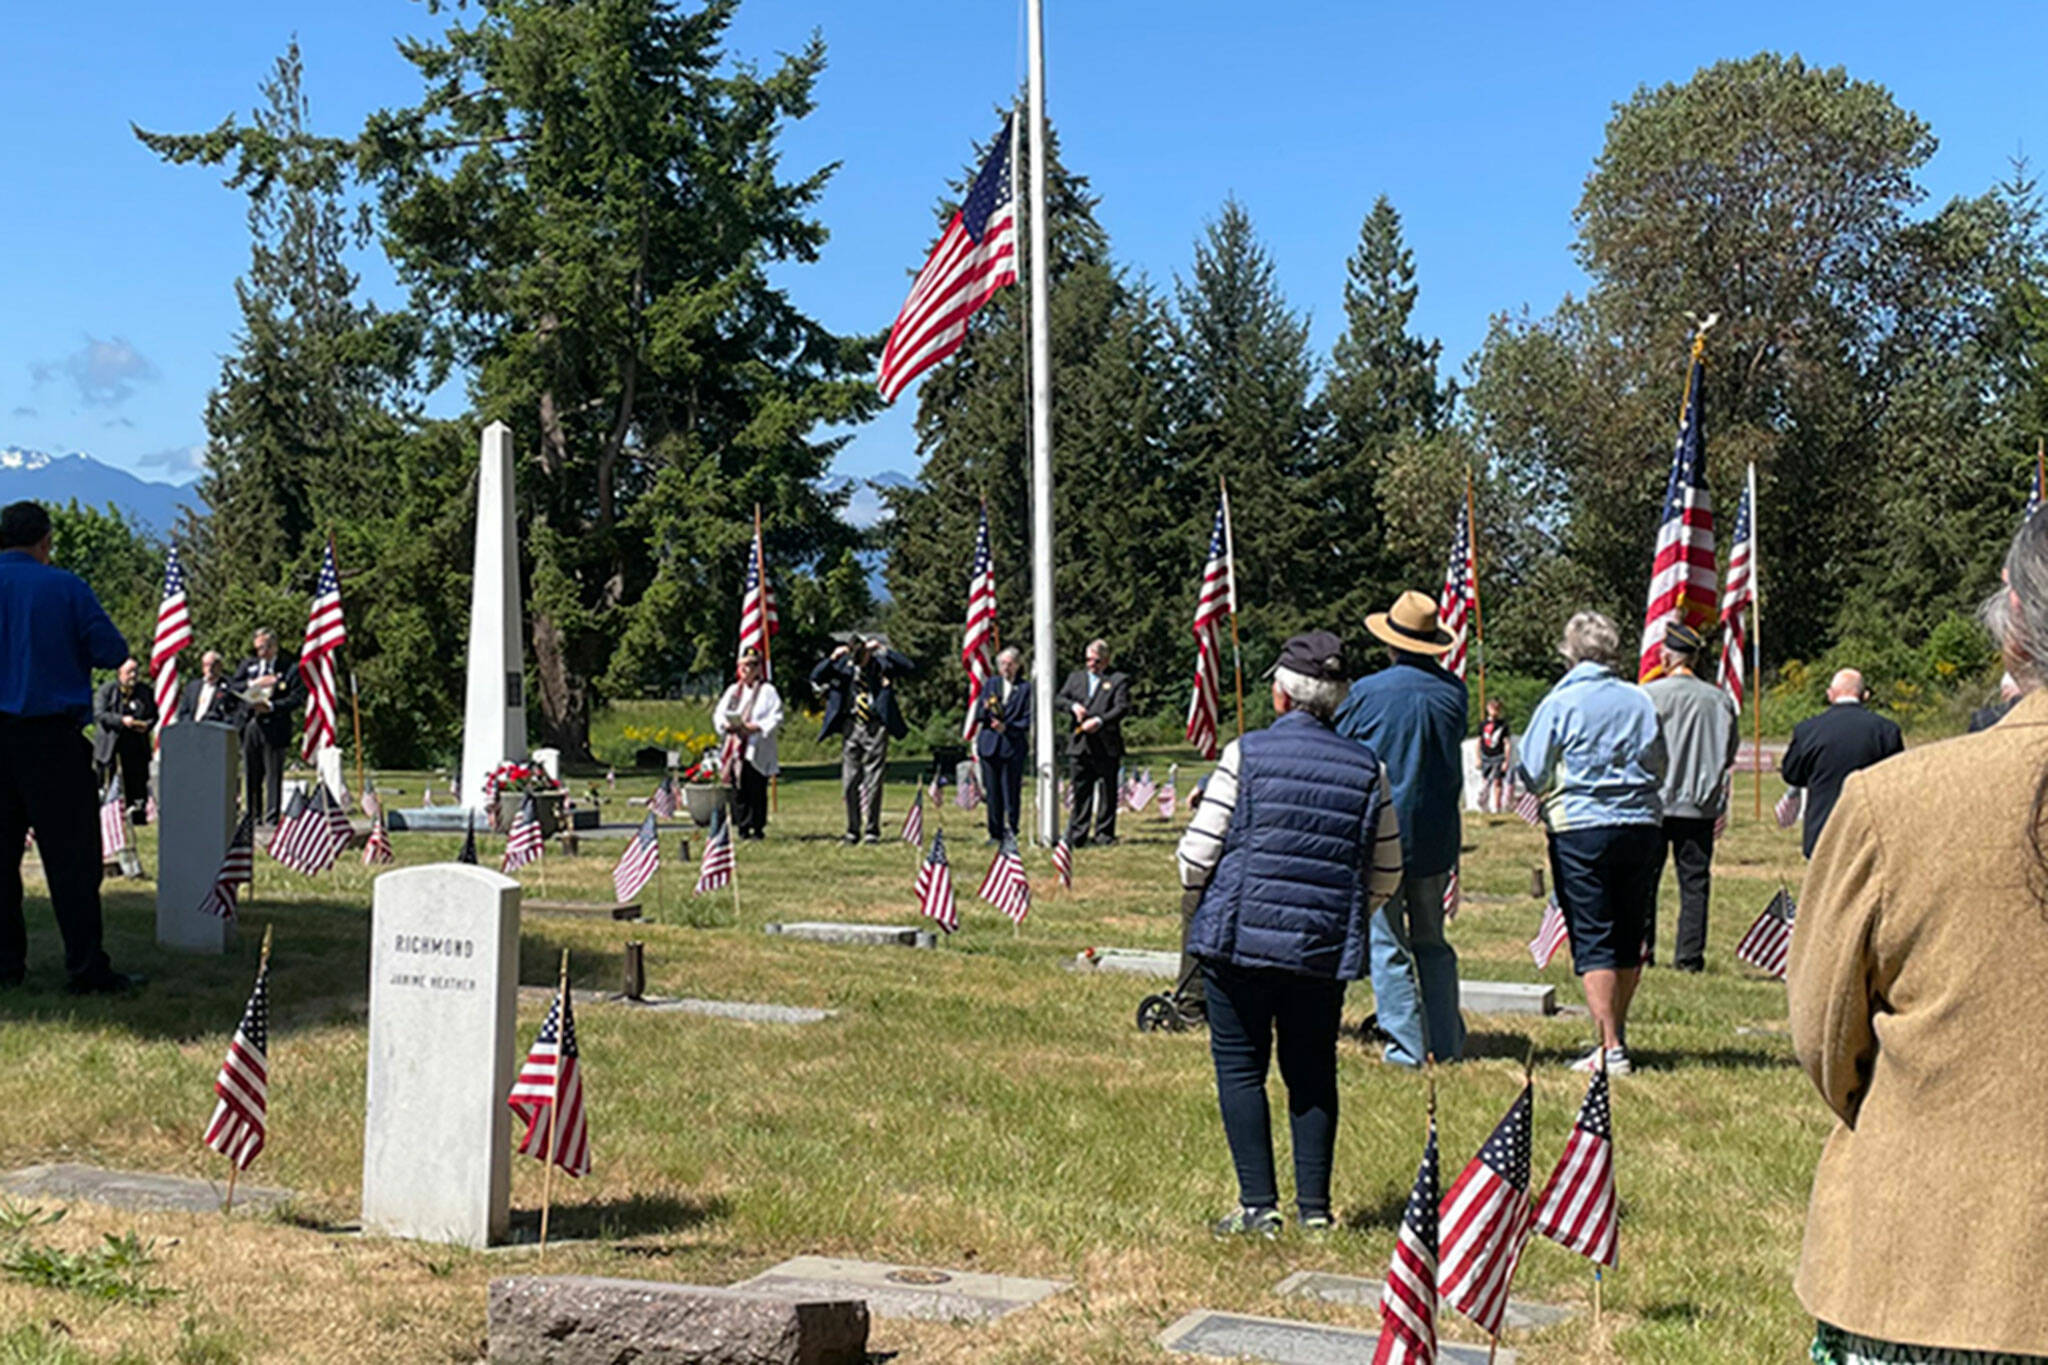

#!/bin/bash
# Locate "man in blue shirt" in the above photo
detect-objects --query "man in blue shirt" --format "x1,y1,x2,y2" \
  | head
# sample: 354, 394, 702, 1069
0, 502, 141, 993
1335, 590, 1468, 1066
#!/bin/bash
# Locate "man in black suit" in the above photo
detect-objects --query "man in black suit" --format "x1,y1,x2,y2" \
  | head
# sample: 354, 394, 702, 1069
1781, 667, 1905, 858
1056, 637, 1129, 846
92, 657, 156, 823
972, 646, 1031, 842
235, 628, 302, 824
811, 635, 914, 843
174, 650, 244, 727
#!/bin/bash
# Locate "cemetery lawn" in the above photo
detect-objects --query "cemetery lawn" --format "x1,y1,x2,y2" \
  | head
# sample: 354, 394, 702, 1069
0, 760, 1823, 1364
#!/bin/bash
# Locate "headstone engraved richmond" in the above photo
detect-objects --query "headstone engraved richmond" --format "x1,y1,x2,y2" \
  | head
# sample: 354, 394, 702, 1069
361, 864, 521, 1247
155, 720, 238, 954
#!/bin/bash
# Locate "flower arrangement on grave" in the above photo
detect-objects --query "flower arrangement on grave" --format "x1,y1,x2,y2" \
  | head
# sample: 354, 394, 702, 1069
481, 760, 565, 802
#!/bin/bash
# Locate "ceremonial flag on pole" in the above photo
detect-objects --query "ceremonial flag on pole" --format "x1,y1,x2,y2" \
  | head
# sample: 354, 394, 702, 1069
695, 808, 735, 895
151, 544, 191, 736
877, 120, 1019, 404
916, 830, 959, 934
98, 779, 128, 860
1439, 501, 1477, 680
502, 795, 544, 873
1439, 1081, 1536, 1336
362, 811, 394, 867
1530, 897, 1569, 969
202, 952, 270, 1171
200, 814, 257, 920
613, 813, 661, 904
960, 505, 998, 743
1052, 836, 1072, 889
738, 518, 779, 678
1186, 499, 1232, 759
977, 835, 1031, 925
1638, 342, 1717, 682
299, 540, 348, 761
1718, 468, 1756, 711
900, 786, 925, 846
1532, 1064, 1619, 1268
508, 986, 591, 1177
1371, 1112, 1440, 1365
1736, 888, 1797, 979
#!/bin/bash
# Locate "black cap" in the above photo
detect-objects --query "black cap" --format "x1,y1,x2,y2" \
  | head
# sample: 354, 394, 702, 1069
1269, 630, 1348, 682
1664, 622, 1706, 654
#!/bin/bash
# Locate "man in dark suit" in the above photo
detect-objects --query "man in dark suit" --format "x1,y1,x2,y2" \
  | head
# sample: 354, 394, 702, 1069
235, 628, 302, 824
811, 635, 914, 843
1056, 637, 1129, 846
174, 650, 243, 727
973, 646, 1031, 842
1781, 667, 1905, 858
92, 657, 156, 823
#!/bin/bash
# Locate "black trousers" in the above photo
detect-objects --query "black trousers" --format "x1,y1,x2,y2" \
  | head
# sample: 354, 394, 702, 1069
106, 733, 151, 822
0, 717, 112, 981
1065, 751, 1118, 844
1652, 816, 1716, 971
727, 762, 769, 838
981, 754, 1022, 839
243, 729, 287, 823
1202, 961, 1344, 1218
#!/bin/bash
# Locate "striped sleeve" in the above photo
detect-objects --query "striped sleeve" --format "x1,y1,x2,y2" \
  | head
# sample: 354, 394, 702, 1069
1176, 741, 1240, 889
1366, 768, 1403, 907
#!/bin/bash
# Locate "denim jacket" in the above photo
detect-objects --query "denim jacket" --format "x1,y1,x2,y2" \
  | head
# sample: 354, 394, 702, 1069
1514, 662, 1666, 831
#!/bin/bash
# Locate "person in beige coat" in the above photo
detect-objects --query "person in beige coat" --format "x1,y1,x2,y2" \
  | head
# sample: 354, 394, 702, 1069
1790, 518, 2048, 1363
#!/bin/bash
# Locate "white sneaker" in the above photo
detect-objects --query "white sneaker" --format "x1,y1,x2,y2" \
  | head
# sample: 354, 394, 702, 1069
1570, 1046, 1632, 1076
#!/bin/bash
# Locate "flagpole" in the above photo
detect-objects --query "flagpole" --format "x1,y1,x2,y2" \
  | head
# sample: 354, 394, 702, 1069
1026, 0, 1058, 849
1749, 461, 1762, 822
223, 923, 274, 1218
729, 825, 742, 923
1465, 466, 1487, 717
755, 505, 778, 818
348, 667, 366, 808
537, 949, 568, 1260
1220, 474, 1244, 741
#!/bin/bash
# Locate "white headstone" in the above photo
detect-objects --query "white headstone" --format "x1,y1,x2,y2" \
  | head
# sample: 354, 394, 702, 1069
315, 745, 348, 804
460, 422, 529, 813
362, 864, 521, 1248
530, 747, 560, 782
154, 722, 238, 954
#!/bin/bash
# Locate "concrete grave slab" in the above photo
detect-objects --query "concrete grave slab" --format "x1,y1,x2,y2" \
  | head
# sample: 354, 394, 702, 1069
489, 1275, 867, 1365
1160, 1310, 1509, 1364
764, 922, 936, 949
1068, 947, 1179, 978
0, 1163, 293, 1216
732, 1254, 1067, 1323
1458, 980, 1556, 1015
1274, 1271, 1575, 1331
516, 986, 834, 1026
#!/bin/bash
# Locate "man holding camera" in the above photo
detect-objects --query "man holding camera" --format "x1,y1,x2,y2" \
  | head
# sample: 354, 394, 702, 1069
812, 636, 914, 844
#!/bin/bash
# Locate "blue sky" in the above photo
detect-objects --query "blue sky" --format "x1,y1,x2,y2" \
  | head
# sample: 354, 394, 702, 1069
3, 1, 2042, 491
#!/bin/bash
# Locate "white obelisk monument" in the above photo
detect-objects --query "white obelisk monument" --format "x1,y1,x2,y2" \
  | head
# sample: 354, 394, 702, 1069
460, 422, 527, 812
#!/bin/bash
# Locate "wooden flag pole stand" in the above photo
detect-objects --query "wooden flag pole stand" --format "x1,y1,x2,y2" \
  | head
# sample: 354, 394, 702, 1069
1220, 475, 1245, 741
728, 831, 742, 924
223, 924, 274, 1218
537, 949, 569, 1260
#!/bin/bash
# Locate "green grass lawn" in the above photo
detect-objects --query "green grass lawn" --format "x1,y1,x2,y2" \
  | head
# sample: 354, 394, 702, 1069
0, 763, 1823, 1363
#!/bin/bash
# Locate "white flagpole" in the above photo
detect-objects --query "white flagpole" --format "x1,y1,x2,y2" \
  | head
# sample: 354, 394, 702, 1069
1027, 0, 1058, 850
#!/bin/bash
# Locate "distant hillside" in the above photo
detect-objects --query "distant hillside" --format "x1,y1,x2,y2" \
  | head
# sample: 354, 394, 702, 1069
0, 447, 201, 538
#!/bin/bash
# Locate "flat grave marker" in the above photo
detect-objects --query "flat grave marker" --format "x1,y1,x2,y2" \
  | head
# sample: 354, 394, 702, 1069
1069, 947, 1179, 978
733, 1255, 1067, 1324
764, 922, 936, 949
0, 1163, 293, 1217
1159, 1310, 1511, 1364
1273, 1270, 1575, 1331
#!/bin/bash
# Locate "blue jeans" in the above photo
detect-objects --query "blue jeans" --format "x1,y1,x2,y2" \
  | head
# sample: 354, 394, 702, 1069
1201, 961, 1345, 1218
1370, 869, 1465, 1067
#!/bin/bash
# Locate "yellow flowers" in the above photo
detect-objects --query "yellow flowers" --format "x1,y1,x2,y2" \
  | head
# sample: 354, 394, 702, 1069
619, 724, 718, 753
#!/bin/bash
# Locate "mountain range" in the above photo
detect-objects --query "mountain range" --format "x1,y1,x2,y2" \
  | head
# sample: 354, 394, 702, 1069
0, 447, 200, 538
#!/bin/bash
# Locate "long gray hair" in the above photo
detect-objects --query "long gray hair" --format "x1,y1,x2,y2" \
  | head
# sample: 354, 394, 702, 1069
1983, 513, 2048, 899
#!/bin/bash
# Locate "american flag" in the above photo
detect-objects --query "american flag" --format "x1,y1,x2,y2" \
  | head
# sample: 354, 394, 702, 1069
1439, 1081, 1536, 1337
976, 836, 1030, 925
202, 954, 269, 1170
1718, 471, 1755, 711
960, 505, 998, 743
507, 985, 590, 1178
298, 541, 348, 761
1530, 897, 1569, 969
916, 829, 958, 933
362, 811, 394, 867
267, 791, 346, 876
457, 814, 479, 866
900, 786, 925, 846
1514, 783, 1544, 828
954, 770, 982, 811
1124, 771, 1157, 815
1052, 836, 1072, 890
151, 544, 191, 735
1775, 786, 1803, 829
502, 795, 544, 873
1185, 499, 1232, 760
1372, 1113, 1440, 1365
738, 518, 780, 678
613, 813, 661, 903
1638, 349, 1717, 682
1439, 500, 1476, 680
877, 119, 1018, 404
199, 814, 256, 920
1442, 865, 1461, 919
1736, 888, 1796, 979
1532, 1064, 1619, 1268
695, 808, 735, 895
98, 779, 128, 860
649, 776, 677, 820
321, 785, 353, 844
1158, 776, 1177, 822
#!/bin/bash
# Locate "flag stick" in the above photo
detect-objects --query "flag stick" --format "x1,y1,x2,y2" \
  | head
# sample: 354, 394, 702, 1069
1594, 1266, 1604, 1328
223, 1165, 238, 1218
348, 666, 366, 809
755, 504, 779, 818
1220, 474, 1245, 741
537, 948, 568, 1259
1466, 466, 1488, 718
223, 925, 274, 1217
729, 829, 742, 923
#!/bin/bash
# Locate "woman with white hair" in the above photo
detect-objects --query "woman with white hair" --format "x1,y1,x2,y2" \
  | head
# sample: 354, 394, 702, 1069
1514, 610, 1667, 1074
1788, 518, 2048, 1362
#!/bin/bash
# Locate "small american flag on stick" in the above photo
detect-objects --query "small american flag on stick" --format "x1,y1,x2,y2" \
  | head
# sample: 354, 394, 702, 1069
1736, 888, 1796, 979
695, 808, 735, 895
457, 813, 479, 866
1439, 1081, 1536, 1336
1514, 783, 1543, 828
200, 814, 256, 920
203, 927, 271, 1173
299, 540, 348, 761
1532, 1062, 1619, 1268
613, 813, 661, 904
1442, 865, 1461, 919
98, 779, 128, 860
502, 795, 544, 874
1775, 787, 1803, 829
507, 958, 590, 1178
362, 811, 394, 867
267, 791, 345, 877
916, 830, 958, 934
1530, 898, 1569, 969
1052, 836, 1072, 890
649, 776, 678, 820
151, 544, 191, 737
900, 786, 925, 846
976, 836, 1030, 925
1372, 1109, 1440, 1365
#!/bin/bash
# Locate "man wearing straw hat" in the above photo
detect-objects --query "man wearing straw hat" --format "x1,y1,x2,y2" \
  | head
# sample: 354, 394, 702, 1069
1335, 590, 1468, 1067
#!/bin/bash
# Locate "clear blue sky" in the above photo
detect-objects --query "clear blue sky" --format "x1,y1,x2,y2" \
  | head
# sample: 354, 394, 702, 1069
3, 1, 2041, 490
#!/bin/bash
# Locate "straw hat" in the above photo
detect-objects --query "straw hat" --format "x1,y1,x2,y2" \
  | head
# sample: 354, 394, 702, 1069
1365, 590, 1453, 656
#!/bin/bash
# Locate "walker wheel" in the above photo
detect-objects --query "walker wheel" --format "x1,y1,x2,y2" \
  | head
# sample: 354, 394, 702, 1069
1136, 994, 1182, 1033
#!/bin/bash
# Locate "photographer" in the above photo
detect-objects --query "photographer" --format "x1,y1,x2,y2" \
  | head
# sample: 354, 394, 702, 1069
811, 635, 914, 844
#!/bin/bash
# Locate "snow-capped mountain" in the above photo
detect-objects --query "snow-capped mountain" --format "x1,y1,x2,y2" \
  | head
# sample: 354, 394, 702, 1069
0, 447, 200, 538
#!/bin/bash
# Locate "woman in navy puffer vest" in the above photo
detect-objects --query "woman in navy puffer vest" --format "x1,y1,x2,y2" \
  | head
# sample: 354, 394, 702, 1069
1177, 631, 1405, 1236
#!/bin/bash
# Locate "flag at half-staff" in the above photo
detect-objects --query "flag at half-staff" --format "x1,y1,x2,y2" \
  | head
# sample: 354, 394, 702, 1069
507, 975, 591, 1177
502, 795, 544, 874
1186, 498, 1233, 760
977, 835, 1030, 925
613, 813, 661, 904
200, 814, 257, 920
1718, 468, 1756, 711
1439, 499, 1477, 680
1532, 1063, 1619, 1268
151, 543, 191, 737
1372, 1108, 1440, 1365
916, 829, 959, 934
203, 932, 271, 1172
1439, 1080, 1536, 1336
1638, 333, 1717, 682
877, 119, 1018, 404
299, 539, 349, 761
960, 504, 999, 743
738, 511, 779, 677
695, 807, 735, 895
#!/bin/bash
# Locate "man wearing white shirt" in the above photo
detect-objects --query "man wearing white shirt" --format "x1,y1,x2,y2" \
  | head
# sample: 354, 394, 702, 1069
713, 647, 783, 839
174, 651, 242, 727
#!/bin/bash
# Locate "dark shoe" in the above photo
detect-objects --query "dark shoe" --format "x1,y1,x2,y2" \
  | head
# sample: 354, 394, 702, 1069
1212, 1206, 1283, 1239
66, 968, 146, 996
1069, 837, 1091, 849
1094, 836, 1119, 847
